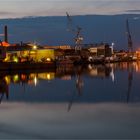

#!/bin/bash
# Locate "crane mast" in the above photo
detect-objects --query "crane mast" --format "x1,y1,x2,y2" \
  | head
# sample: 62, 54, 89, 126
126, 19, 133, 53
66, 12, 73, 32
66, 12, 83, 51
74, 26, 83, 51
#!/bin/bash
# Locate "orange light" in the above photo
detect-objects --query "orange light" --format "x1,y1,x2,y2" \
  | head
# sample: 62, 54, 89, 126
0, 41, 10, 47
21, 74, 26, 81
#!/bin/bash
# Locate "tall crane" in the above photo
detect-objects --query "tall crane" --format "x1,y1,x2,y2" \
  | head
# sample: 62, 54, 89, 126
75, 26, 83, 51
126, 19, 133, 53
66, 12, 83, 51
66, 12, 73, 32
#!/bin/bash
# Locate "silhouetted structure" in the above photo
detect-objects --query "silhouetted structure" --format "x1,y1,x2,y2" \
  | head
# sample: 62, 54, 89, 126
126, 19, 133, 53
4, 25, 8, 43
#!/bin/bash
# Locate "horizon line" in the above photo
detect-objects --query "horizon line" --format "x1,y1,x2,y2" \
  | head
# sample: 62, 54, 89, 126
0, 13, 140, 20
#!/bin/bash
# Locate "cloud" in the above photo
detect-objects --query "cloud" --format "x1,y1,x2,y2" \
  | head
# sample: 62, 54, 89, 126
0, 34, 4, 37
125, 10, 140, 13
0, 12, 13, 15
0, 0, 140, 18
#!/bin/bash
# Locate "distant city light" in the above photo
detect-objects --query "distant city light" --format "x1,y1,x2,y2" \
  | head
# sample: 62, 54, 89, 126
33, 45, 37, 50
112, 43, 115, 46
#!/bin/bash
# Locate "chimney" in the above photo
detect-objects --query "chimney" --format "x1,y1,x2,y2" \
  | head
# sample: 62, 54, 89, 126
4, 25, 8, 43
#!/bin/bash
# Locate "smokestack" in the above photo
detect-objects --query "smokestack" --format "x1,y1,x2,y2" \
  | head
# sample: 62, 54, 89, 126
4, 25, 8, 43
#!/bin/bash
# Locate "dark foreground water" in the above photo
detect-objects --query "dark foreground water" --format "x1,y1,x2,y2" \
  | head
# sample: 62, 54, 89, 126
0, 62, 140, 139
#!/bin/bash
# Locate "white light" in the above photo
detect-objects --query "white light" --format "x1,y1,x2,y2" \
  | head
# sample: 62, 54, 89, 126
110, 69, 115, 83
112, 42, 115, 46
46, 58, 51, 62
34, 76, 37, 86
33, 45, 37, 49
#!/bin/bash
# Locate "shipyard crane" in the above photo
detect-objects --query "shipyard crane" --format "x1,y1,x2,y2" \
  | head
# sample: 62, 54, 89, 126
75, 26, 83, 51
66, 12, 73, 32
66, 12, 83, 51
126, 19, 133, 53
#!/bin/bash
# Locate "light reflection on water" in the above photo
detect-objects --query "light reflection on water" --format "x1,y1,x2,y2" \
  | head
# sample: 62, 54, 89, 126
0, 62, 140, 139
1, 61, 140, 104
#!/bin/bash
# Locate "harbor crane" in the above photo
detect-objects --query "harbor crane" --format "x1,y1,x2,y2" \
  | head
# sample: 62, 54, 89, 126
66, 12, 83, 51
66, 12, 73, 32
126, 18, 133, 53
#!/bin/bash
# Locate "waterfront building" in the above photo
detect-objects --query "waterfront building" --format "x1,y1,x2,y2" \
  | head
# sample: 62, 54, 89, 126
88, 43, 112, 57
4, 47, 55, 63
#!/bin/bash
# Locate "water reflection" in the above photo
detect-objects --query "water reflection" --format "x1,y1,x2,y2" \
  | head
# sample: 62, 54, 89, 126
0, 62, 140, 104
0, 62, 140, 139
127, 62, 133, 103
0, 77, 9, 103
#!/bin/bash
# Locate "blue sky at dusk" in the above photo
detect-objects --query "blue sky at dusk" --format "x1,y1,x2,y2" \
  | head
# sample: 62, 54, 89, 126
0, 0, 140, 18
0, 0, 140, 49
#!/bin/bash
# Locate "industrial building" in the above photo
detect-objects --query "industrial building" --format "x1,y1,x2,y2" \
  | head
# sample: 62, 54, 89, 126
88, 43, 113, 57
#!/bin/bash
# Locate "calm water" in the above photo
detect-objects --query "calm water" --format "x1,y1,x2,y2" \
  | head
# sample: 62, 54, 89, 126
0, 62, 140, 139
